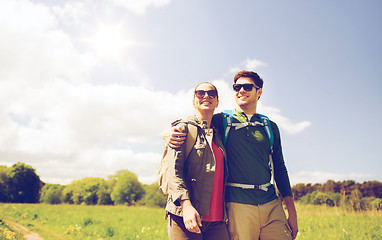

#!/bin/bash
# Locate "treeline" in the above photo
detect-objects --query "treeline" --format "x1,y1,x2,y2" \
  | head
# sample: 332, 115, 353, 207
0, 162, 166, 207
292, 180, 382, 210
2, 162, 382, 211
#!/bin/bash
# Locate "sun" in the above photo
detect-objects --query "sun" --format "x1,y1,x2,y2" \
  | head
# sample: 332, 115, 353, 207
89, 23, 129, 61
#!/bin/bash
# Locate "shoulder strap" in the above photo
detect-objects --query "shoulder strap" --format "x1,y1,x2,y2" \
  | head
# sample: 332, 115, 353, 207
258, 114, 280, 197
258, 114, 274, 150
185, 123, 198, 158
222, 110, 233, 145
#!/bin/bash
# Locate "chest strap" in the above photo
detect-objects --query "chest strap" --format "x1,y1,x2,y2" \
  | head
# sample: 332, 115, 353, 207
226, 182, 271, 191
228, 121, 264, 130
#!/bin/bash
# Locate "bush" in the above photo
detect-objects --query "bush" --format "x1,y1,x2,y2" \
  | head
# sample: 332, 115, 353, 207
110, 170, 144, 205
62, 177, 111, 205
40, 184, 64, 204
141, 183, 167, 207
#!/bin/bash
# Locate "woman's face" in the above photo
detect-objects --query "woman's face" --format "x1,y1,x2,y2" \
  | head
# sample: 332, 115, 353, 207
193, 83, 219, 113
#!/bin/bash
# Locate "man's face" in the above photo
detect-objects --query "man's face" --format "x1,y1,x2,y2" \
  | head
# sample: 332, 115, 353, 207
234, 77, 262, 108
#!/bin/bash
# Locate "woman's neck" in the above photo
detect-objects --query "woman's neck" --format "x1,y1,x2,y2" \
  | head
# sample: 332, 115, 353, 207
195, 111, 214, 128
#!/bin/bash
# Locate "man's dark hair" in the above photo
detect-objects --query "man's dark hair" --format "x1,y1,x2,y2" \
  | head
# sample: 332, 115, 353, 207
234, 71, 264, 89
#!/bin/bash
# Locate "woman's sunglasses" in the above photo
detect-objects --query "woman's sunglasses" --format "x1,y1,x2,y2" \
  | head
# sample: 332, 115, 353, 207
195, 90, 218, 99
233, 83, 260, 92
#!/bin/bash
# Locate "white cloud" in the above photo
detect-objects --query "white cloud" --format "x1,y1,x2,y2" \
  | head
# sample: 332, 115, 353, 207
226, 58, 311, 134
0, 0, 94, 89
1, 80, 194, 184
0, 78, 311, 185
229, 58, 267, 74
51, 2, 91, 28
109, 0, 173, 15
212, 80, 311, 134
0, 1, 310, 186
258, 104, 312, 134
290, 171, 372, 186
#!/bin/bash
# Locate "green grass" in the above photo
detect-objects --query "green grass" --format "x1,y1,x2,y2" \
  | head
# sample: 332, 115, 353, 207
0, 203, 381, 239
0, 204, 167, 240
295, 204, 382, 239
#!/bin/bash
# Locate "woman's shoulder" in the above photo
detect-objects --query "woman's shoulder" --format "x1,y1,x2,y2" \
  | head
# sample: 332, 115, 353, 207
171, 116, 198, 132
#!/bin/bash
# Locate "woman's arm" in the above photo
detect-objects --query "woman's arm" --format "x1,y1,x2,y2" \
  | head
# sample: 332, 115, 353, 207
180, 199, 202, 233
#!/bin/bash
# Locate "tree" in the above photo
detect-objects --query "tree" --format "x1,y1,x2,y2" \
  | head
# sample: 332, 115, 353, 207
110, 170, 144, 205
0, 165, 9, 202
40, 184, 64, 204
292, 183, 321, 201
321, 180, 341, 193
6, 162, 41, 203
340, 180, 357, 196
62, 177, 111, 205
141, 183, 167, 207
359, 181, 382, 198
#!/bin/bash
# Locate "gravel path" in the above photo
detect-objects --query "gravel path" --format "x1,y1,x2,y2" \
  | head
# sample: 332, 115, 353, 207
3, 219, 44, 240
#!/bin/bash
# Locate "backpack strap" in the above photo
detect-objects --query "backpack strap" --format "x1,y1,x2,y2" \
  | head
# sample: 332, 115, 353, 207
185, 122, 198, 158
222, 111, 273, 147
222, 110, 233, 145
258, 114, 274, 151
258, 114, 280, 197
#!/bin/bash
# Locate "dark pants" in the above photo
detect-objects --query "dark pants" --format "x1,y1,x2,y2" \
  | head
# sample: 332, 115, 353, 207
168, 213, 229, 240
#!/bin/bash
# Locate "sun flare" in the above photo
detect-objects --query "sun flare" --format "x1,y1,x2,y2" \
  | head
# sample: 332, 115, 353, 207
89, 23, 129, 61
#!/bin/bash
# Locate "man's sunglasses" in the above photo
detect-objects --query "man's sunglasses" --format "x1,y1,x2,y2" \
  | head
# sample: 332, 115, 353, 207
232, 83, 260, 92
195, 90, 218, 99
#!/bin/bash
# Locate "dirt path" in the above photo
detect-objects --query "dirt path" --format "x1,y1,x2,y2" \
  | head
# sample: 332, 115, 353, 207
3, 219, 44, 240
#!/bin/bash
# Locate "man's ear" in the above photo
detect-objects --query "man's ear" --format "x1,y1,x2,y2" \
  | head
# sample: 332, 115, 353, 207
257, 88, 263, 100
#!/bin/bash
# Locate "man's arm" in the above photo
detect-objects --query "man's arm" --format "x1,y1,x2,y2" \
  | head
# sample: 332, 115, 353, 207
163, 114, 223, 148
162, 125, 187, 148
283, 196, 298, 239
271, 121, 298, 238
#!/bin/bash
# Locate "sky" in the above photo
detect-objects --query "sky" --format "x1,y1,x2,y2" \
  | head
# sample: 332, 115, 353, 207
1, 0, 381, 186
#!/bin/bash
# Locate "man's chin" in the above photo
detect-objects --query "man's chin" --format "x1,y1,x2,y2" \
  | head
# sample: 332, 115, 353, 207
236, 101, 248, 107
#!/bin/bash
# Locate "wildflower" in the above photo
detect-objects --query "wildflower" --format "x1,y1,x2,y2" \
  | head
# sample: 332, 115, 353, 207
2, 228, 16, 240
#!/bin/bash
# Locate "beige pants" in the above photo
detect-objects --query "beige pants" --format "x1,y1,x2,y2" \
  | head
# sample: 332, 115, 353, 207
227, 198, 292, 240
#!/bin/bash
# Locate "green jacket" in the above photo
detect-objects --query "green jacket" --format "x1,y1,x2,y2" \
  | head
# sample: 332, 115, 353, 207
165, 116, 228, 218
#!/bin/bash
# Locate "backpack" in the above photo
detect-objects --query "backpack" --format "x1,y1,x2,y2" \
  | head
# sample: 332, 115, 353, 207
158, 122, 198, 195
222, 110, 279, 196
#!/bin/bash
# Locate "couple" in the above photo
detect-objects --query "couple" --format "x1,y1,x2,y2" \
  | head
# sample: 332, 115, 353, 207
163, 71, 298, 240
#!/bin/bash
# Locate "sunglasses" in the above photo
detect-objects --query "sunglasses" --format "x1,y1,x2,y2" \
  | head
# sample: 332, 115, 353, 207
195, 90, 218, 99
233, 83, 260, 92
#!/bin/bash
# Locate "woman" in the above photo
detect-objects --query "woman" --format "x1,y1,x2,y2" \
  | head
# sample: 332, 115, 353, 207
165, 82, 229, 240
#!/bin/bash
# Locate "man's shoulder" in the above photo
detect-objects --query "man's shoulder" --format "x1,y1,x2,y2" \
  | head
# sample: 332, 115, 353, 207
256, 114, 280, 133
212, 112, 224, 121
212, 112, 224, 131
269, 119, 278, 127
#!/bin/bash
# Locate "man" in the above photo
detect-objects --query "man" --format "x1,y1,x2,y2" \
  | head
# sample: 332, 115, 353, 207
165, 71, 298, 239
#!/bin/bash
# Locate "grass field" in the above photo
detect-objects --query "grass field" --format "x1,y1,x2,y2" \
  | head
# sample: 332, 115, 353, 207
0, 203, 381, 239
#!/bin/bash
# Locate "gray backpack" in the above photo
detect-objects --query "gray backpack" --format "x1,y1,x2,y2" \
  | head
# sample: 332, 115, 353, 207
158, 122, 198, 195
